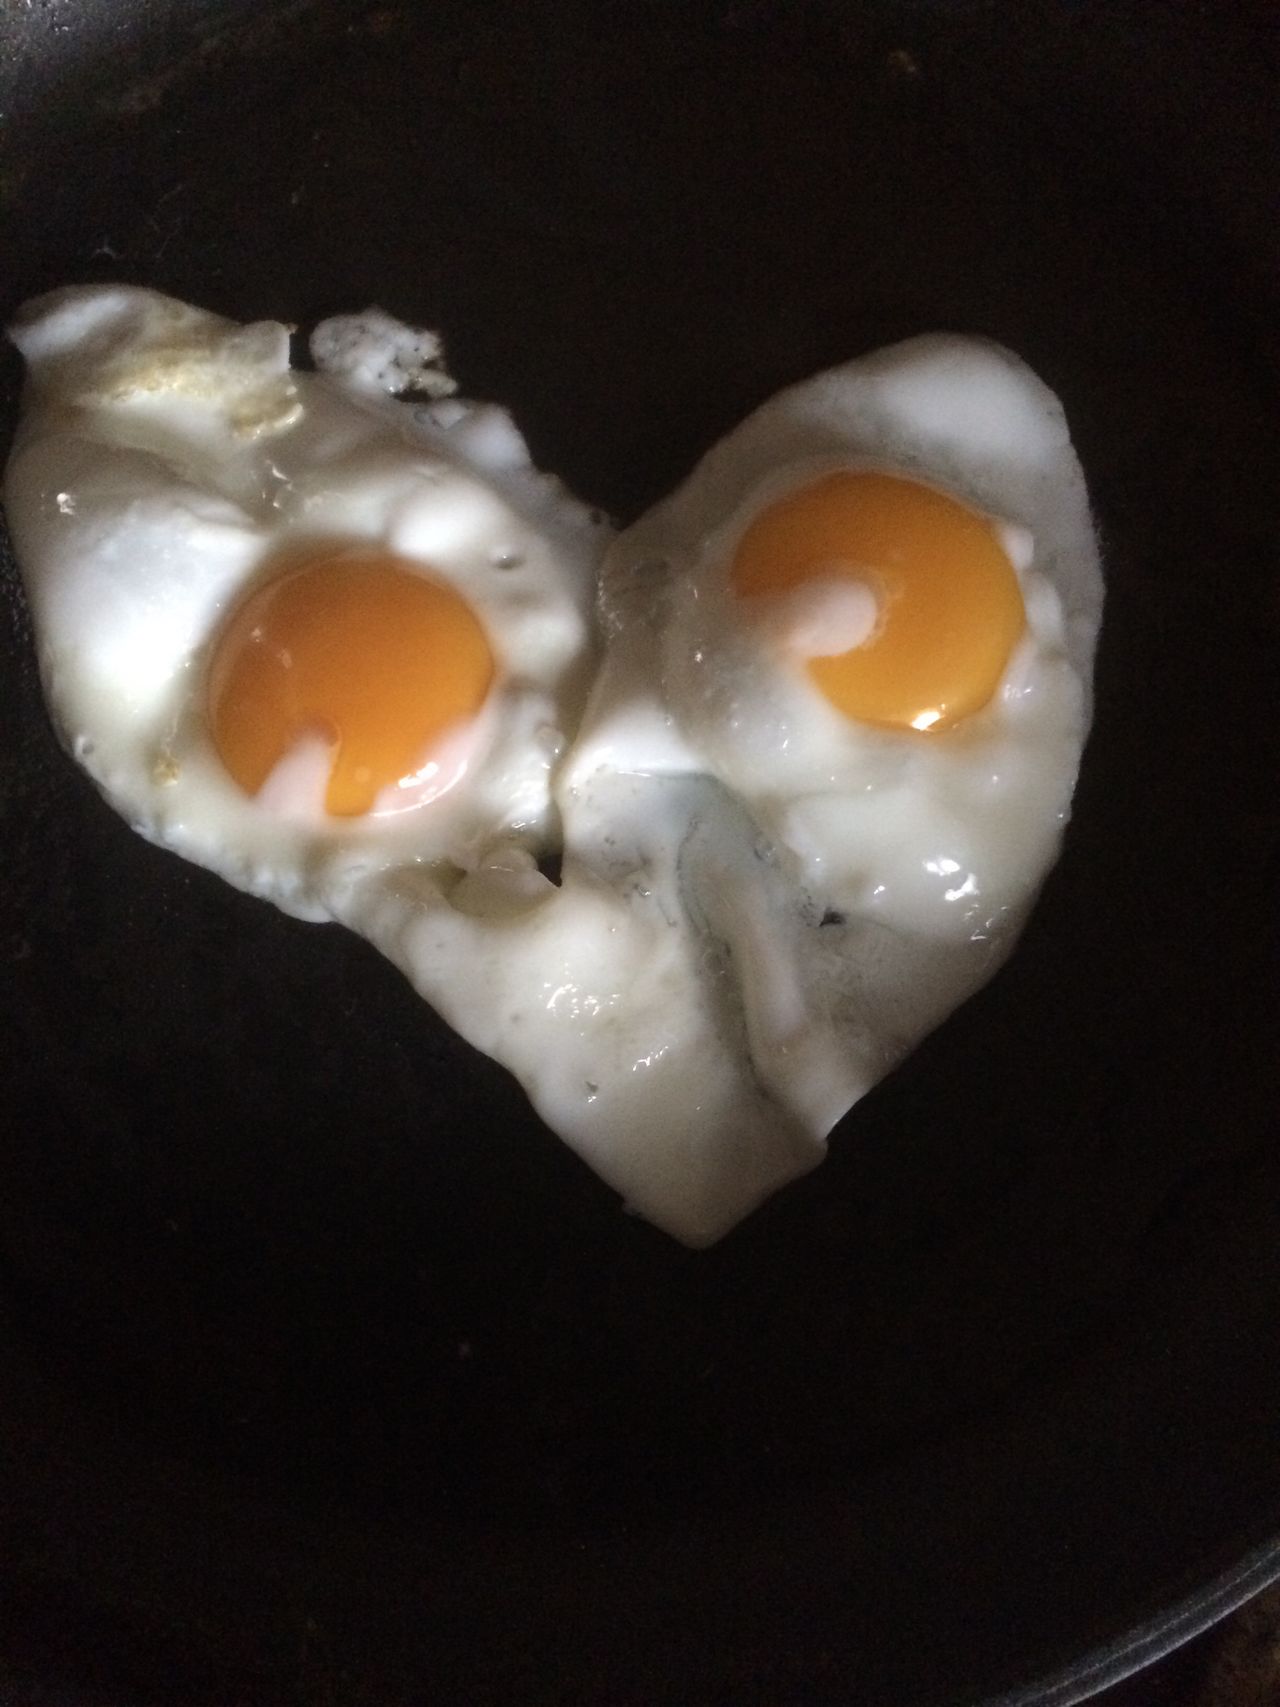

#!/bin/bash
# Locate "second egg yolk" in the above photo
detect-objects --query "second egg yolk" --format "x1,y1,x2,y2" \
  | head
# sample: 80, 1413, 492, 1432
207, 550, 495, 817
729, 470, 1026, 732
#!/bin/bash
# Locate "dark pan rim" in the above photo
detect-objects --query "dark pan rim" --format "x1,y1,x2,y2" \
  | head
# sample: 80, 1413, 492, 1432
987, 1537, 1280, 1707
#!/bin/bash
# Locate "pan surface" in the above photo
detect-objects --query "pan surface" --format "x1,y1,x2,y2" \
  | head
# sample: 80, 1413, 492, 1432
2, 3, 1278, 1703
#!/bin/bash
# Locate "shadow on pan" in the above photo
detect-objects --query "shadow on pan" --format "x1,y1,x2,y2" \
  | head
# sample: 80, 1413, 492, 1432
1, 2, 1278, 1703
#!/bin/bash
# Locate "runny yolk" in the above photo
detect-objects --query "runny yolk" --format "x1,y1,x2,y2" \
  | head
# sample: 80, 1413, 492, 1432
207, 550, 495, 817
729, 470, 1026, 732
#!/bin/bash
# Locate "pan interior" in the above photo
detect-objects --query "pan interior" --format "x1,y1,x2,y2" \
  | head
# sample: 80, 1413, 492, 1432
1, 4, 1278, 1704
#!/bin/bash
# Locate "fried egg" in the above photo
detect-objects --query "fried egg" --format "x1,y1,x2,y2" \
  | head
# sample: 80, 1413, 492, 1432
534, 335, 1103, 1222
4, 286, 604, 920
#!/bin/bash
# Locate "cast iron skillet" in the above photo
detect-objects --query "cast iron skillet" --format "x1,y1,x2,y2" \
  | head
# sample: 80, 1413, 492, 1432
2, 3, 1278, 1703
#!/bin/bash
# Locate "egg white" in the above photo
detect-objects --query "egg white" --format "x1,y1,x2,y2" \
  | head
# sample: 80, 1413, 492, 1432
4, 298, 1102, 1247
330, 771, 827, 1246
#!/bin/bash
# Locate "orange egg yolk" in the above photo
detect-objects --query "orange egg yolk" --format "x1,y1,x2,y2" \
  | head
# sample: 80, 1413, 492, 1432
207, 550, 495, 817
729, 470, 1026, 732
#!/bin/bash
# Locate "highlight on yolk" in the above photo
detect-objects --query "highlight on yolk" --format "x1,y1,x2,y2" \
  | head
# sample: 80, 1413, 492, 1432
730, 471, 1026, 732
207, 550, 495, 817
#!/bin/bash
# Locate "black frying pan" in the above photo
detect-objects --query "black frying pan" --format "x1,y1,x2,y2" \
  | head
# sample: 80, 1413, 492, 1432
2, 3, 1279, 1703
